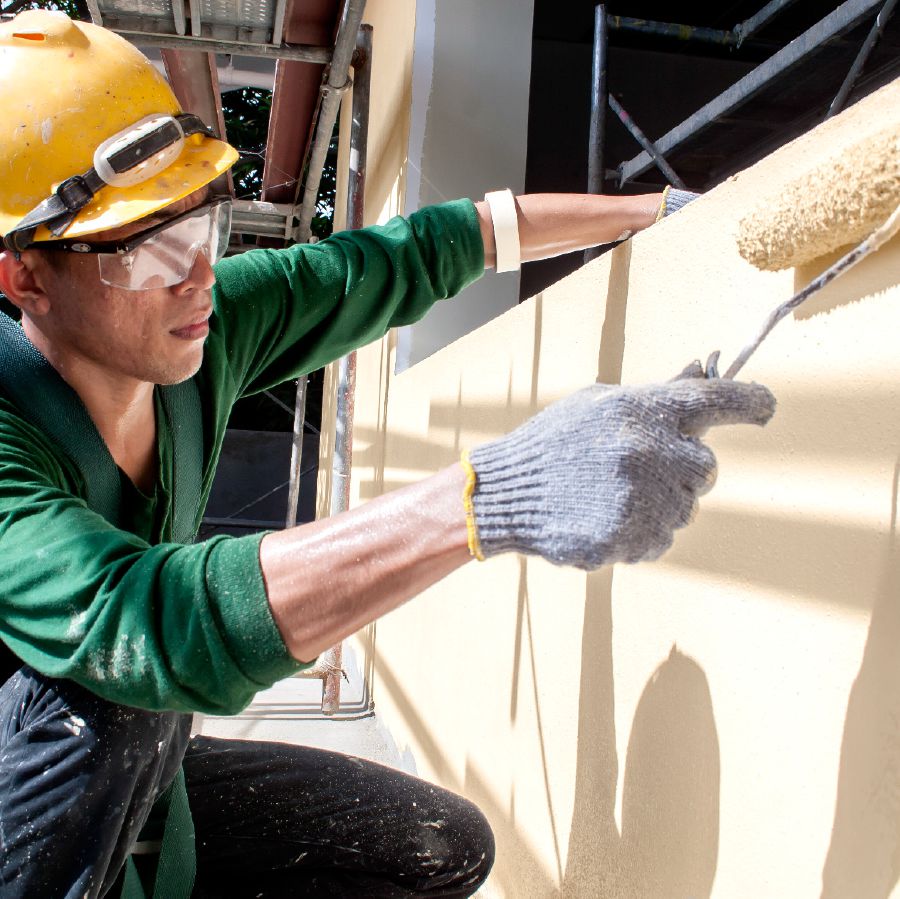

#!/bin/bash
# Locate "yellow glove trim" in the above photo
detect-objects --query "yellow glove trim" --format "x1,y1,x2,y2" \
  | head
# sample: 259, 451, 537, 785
460, 450, 485, 561
655, 184, 671, 223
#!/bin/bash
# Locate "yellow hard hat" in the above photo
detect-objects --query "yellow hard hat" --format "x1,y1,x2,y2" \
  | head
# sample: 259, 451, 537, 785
0, 10, 238, 250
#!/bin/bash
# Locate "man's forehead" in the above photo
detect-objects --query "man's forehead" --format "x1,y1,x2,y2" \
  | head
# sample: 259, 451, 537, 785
86, 187, 212, 241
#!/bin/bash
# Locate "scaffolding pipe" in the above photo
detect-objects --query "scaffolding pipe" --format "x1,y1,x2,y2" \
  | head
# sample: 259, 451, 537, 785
587, 4, 609, 195
284, 374, 308, 527
115, 31, 333, 63
270, 0, 288, 46
283, 0, 367, 530
609, 95, 685, 188
733, 0, 803, 46
321, 24, 372, 716
606, 16, 734, 45
585, 4, 609, 264
618, 0, 886, 183
607, 0, 801, 48
294, 0, 368, 242
826, 0, 897, 118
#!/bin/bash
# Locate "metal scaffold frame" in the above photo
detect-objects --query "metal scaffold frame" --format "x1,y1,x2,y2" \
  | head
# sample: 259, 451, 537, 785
227, 15, 373, 717
88, 0, 365, 246
587, 0, 896, 194
288, 21, 373, 717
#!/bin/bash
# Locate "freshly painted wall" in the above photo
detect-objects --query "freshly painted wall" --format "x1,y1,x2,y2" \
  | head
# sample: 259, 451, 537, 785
344, 77, 900, 897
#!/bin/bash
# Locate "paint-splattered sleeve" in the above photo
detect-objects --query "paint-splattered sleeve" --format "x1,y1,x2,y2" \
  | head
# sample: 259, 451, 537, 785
0, 398, 301, 714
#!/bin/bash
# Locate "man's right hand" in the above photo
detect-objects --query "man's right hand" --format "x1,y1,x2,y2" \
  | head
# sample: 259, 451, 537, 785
464, 378, 776, 570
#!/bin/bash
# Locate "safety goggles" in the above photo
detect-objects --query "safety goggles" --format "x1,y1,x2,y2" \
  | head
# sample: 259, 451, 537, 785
38, 197, 232, 291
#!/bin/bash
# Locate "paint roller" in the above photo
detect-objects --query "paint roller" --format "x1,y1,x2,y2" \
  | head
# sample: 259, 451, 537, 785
704, 120, 900, 380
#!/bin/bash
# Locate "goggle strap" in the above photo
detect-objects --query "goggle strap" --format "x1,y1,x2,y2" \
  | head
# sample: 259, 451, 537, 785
5, 170, 107, 252
2, 114, 215, 254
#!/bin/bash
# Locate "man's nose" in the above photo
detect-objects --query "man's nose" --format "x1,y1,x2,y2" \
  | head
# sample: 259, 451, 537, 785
173, 249, 216, 295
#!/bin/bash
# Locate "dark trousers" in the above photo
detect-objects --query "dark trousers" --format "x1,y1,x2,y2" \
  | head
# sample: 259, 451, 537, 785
0, 668, 495, 898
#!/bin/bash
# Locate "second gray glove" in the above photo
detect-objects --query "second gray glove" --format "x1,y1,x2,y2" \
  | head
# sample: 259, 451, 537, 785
464, 378, 775, 570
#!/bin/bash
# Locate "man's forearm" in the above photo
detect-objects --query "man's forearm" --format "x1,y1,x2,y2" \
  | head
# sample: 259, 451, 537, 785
260, 464, 471, 662
475, 192, 664, 268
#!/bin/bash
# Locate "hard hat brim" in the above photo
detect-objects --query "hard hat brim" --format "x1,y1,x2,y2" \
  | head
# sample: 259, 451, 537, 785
0, 133, 239, 243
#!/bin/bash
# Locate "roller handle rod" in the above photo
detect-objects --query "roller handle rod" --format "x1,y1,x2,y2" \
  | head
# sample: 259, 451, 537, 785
723, 202, 900, 379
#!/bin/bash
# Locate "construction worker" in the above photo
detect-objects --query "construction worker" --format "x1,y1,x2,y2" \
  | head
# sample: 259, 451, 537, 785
0, 11, 775, 899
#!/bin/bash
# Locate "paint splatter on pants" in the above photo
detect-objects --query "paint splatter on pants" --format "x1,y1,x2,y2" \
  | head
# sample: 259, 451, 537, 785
0, 667, 495, 898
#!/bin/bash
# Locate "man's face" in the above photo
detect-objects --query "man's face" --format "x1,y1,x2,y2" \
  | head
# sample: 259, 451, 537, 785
25, 188, 217, 387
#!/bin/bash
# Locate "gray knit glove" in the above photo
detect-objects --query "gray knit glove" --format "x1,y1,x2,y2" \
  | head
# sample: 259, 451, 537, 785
464, 378, 775, 570
657, 186, 700, 221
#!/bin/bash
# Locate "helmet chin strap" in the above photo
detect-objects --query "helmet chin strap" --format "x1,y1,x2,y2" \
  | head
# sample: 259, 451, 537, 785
3, 113, 214, 255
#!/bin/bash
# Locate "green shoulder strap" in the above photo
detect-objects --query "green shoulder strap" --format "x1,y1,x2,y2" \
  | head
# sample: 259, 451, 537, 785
0, 312, 122, 522
159, 378, 205, 544
0, 311, 203, 899
0, 312, 204, 544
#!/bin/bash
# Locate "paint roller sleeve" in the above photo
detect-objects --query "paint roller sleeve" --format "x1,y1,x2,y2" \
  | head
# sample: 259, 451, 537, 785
737, 123, 900, 271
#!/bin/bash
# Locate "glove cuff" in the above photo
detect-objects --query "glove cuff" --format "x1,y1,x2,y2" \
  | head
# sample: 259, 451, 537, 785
464, 427, 549, 560
460, 449, 485, 561
656, 185, 701, 221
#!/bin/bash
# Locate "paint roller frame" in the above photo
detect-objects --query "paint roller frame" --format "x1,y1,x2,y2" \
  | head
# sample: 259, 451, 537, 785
706, 117, 900, 379
713, 200, 900, 380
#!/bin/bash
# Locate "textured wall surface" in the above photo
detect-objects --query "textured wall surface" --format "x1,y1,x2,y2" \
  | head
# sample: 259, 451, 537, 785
343, 76, 900, 897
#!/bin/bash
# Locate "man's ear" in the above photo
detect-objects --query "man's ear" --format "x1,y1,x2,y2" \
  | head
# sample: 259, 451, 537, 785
0, 250, 52, 317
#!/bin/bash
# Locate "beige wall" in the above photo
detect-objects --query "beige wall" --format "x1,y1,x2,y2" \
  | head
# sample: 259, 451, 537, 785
333, 0, 533, 369
343, 77, 900, 897
333, 0, 416, 233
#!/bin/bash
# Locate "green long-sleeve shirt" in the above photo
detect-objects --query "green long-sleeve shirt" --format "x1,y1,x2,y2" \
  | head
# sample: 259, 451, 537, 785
0, 199, 484, 715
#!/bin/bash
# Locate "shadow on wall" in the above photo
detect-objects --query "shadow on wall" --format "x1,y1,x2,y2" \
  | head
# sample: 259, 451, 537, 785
516, 239, 720, 894
361, 238, 724, 895
353, 241, 637, 501
619, 648, 720, 897
568, 239, 721, 896
561, 575, 721, 899
821, 460, 900, 899
353, 237, 708, 895
596, 242, 632, 386
793, 230, 900, 320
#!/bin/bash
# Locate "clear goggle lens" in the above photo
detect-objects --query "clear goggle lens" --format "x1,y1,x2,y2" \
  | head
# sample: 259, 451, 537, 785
97, 200, 232, 291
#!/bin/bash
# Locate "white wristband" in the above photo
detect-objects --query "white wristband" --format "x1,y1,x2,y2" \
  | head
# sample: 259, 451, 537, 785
484, 189, 520, 273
